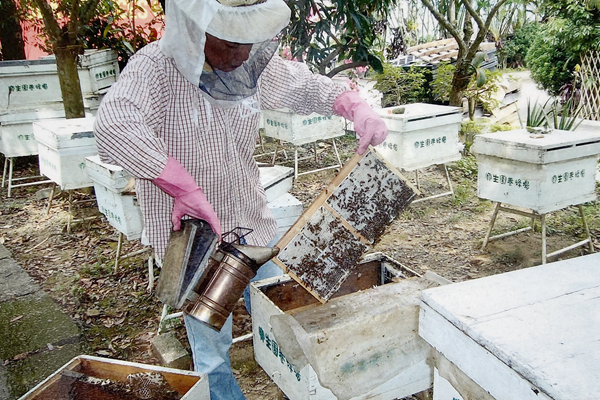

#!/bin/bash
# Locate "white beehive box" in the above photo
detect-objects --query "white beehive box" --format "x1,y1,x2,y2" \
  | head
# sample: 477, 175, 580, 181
250, 254, 436, 400
33, 116, 97, 190
262, 108, 345, 146
85, 155, 143, 240
0, 58, 60, 109
267, 192, 303, 236
0, 104, 66, 158
375, 103, 463, 171
19, 355, 209, 400
0, 49, 118, 109
77, 49, 120, 96
471, 129, 600, 213
419, 252, 600, 400
259, 165, 294, 202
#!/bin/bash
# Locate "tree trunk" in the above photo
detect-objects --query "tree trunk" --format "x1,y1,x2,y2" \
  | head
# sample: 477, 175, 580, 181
0, 0, 26, 60
54, 46, 85, 119
449, 59, 472, 107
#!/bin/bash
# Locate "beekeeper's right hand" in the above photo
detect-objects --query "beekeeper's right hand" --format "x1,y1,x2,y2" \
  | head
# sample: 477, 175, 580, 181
152, 157, 222, 238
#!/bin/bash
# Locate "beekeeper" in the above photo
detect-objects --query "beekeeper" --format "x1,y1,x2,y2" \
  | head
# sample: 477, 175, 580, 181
93, 0, 388, 398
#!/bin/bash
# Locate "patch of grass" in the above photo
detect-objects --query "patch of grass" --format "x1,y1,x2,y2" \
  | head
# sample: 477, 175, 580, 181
474, 199, 493, 214
493, 248, 525, 266
490, 123, 516, 132
401, 205, 431, 220
445, 212, 465, 224
81, 261, 113, 278
448, 155, 478, 179
545, 201, 600, 237
451, 184, 473, 207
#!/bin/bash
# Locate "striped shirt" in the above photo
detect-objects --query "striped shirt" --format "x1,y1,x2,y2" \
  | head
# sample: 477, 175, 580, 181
94, 41, 347, 258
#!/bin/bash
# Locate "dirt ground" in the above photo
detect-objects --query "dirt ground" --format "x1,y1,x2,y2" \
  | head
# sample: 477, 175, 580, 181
1, 134, 599, 399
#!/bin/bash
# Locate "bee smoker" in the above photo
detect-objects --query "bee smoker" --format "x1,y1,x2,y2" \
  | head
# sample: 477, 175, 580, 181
156, 220, 279, 331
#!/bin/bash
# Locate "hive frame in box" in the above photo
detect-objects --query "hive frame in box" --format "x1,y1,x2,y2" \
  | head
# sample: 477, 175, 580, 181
481, 202, 594, 264
250, 252, 441, 400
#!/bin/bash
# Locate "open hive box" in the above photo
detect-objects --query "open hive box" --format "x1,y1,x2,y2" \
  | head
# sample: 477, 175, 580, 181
252, 148, 434, 399
251, 253, 444, 400
19, 355, 209, 400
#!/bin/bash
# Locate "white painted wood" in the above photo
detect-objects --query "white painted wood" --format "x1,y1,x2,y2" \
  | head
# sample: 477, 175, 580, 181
475, 154, 597, 213
375, 103, 463, 171
472, 128, 600, 213
93, 185, 143, 240
433, 367, 464, 400
471, 129, 600, 164
259, 165, 294, 202
262, 109, 346, 146
85, 155, 133, 193
0, 49, 118, 109
251, 261, 435, 400
0, 104, 66, 157
85, 156, 144, 240
419, 253, 600, 400
267, 193, 303, 234
33, 116, 98, 190
77, 49, 120, 95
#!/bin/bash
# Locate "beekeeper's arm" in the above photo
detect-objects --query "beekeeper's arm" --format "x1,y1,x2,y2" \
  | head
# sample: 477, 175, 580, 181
259, 55, 388, 154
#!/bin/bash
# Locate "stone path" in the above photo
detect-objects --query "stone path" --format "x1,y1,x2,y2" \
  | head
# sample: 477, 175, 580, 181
0, 244, 82, 400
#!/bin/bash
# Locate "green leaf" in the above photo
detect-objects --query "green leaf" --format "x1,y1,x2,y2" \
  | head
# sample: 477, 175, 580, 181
476, 69, 487, 88
472, 52, 486, 67
367, 54, 384, 74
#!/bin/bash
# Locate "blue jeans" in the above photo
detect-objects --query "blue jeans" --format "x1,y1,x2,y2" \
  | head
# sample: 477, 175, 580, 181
184, 234, 284, 400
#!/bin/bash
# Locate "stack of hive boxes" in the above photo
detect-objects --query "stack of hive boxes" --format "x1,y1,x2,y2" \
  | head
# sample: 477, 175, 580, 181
0, 49, 118, 159
0, 49, 119, 195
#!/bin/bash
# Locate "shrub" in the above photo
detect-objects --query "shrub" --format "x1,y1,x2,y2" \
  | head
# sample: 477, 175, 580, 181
497, 23, 541, 68
431, 62, 454, 103
373, 64, 430, 107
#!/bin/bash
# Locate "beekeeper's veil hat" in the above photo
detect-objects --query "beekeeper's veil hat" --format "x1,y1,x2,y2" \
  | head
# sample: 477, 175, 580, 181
159, 0, 291, 105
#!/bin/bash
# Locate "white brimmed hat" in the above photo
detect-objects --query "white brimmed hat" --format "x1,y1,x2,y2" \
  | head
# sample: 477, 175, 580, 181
159, 0, 290, 88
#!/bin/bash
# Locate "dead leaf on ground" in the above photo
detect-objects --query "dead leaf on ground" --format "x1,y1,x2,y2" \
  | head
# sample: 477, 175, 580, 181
10, 315, 23, 323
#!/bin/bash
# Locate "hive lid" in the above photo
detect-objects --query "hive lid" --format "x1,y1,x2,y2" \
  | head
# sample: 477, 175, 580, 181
85, 155, 133, 193
420, 252, 600, 400
471, 128, 600, 164
377, 103, 463, 133
259, 165, 294, 189
32, 116, 97, 149
0, 103, 66, 124
377, 103, 462, 121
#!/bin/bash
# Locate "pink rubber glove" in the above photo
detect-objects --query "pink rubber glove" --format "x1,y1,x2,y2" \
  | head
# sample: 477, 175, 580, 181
153, 157, 222, 238
333, 91, 388, 155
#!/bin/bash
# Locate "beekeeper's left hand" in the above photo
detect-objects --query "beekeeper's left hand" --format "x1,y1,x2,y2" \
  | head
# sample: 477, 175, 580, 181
333, 91, 388, 155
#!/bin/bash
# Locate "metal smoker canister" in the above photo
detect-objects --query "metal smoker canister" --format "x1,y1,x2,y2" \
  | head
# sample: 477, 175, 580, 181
185, 242, 279, 331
